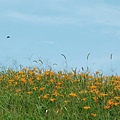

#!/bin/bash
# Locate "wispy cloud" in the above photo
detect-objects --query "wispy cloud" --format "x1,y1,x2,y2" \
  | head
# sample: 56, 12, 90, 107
5, 11, 78, 25
76, 5, 120, 26
4, 2, 120, 27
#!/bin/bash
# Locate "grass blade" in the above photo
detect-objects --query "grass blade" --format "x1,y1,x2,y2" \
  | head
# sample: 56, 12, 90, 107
87, 53, 90, 60
61, 54, 66, 60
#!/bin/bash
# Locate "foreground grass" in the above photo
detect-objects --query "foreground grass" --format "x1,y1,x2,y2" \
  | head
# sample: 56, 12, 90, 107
0, 67, 120, 120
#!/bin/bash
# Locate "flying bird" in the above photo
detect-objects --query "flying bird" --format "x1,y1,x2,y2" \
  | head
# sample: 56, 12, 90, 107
7, 36, 10, 38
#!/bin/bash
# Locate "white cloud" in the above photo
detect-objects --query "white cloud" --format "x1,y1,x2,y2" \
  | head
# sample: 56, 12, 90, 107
77, 5, 120, 26
5, 11, 78, 25
3, 2, 120, 27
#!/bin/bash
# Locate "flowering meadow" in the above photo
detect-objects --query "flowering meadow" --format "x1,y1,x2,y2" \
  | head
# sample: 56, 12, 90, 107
0, 66, 120, 120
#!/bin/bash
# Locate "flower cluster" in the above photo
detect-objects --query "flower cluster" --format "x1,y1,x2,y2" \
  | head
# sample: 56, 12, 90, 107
0, 67, 120, 119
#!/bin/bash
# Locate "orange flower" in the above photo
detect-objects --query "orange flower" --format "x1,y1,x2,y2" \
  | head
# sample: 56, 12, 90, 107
99, 93, 108, 97
36, 77, 41, 81
21, 78, 26, 83
43, 94, 49, 99
49, 79, 54, 83
88, 75, 93, 78
104, 105, 110, 109
107, 99, 114, 106
113, 102, 120, 106
93, 97, 98, 102
55, 85, 61, 89
90, 85, 97, 89
27, 91, 32, 95
8, 79, 14, 84
82, 98, 86, 101
52, 91, 60, 96
50, 98, 56, 102
27, 70, 33, 75
91, 113, 97, 117
69, 92, 77, 97
14, 75, 19, 80
114, 85, 120, 90
83, 106, 90, 110
33, 86, 38, 91
114, 96, 120, 100
56, 82, 62, 85
39, 87, 45, 91
29, 78, 33, 84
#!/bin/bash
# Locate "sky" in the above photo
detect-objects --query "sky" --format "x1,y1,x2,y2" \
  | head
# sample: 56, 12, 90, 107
0, 0, 120, 75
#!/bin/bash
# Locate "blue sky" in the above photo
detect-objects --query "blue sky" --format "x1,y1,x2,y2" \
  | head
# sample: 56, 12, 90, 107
0, 0, 120, 75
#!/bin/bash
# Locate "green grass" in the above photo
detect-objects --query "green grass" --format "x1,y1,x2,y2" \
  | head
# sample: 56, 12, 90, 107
0, 66, 120, 120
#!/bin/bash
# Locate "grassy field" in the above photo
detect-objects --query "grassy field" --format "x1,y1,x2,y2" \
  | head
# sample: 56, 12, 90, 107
0, 66, 120, 120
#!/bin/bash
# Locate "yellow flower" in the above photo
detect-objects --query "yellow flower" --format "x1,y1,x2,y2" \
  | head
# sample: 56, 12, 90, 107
56, 82, 62, 85
27, 70, 33, 75
113, 102, 120, 106
52, 91, 60, 96
21, 78, 27, 83
104, 105, 110, 109
88, 75, 93, 78
14, 75, 19, 80
99, 93, 108, 97
95, 78, 99, 81
83, 106, 90, 110
114, 85, 120, 90
69, 92, 77, 97
50, 98, 56, 102
90, 89, 99, 94
93, 97, 98, 102
43, 94, 49, 99
27, 91, 32, 95
89, 85, 97, 89
82, 98, 86, 101
91, 113, 97, 117
33, 86, 38, 91
55, 85, 61, 89
107, 99, 114, 106
29, 78, 33, 84
36, 77, 41, 81
94, 82, 102, 85
39, 87, 45, 91
44, 71, 54, 76
114, 96, 120, 100
8, 79, 14, 84
49, 79, 54, 83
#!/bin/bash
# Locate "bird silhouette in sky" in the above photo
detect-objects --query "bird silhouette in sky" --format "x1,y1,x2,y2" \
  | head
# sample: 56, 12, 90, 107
7, 36, 10, 38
